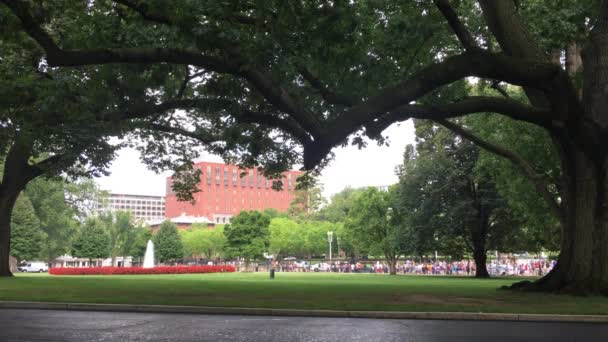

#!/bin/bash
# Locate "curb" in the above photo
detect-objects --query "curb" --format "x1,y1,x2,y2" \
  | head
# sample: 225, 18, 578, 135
1, 301, 607, 323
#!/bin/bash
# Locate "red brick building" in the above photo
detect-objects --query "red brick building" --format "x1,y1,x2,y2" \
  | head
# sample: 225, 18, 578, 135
165, 161, 304, 224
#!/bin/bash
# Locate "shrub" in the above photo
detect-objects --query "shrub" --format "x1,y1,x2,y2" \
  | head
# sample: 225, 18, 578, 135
49, 265, 235, 275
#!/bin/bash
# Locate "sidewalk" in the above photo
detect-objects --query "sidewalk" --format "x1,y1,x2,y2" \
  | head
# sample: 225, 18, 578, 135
1, 301, 607, 323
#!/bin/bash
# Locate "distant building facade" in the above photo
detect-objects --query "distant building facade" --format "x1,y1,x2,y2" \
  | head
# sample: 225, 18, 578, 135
165, 161, 304, 224
96, 193, 165, 224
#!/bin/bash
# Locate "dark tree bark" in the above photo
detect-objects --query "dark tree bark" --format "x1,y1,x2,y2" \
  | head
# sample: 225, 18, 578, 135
473, 247, 490, 278
0, 136, 41, 277
0, 190, 19, 277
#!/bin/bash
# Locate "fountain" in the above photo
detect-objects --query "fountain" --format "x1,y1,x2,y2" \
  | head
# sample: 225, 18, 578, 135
142, 240, 155, 268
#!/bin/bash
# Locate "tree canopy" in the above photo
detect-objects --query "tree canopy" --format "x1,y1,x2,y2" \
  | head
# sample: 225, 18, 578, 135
223, 211, 270, 264
71, 218, 111, 263
154, 221, 184, 263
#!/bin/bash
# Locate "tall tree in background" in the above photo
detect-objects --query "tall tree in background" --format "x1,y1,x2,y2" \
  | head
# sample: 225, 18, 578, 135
99, 211, 138, 266
71, 218, 111, 266
223, 211, 270, 265
288, 186, 325, 218
397, 122, 522, 277
10, 195, 44, 263
154, 221, 184, 264
25, 177, 79, 263
345, 187, 409, 275
3, 0, 608, 293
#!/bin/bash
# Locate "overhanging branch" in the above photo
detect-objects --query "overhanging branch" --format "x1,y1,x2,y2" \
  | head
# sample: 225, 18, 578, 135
365, 96, 551, 138
299, 67, 356, 106
435, 118, 564, 224
434, 0, 478, 50
2, 0, 322, 137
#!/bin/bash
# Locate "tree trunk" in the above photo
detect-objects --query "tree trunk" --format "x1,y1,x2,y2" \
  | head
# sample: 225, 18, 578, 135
513, 21, 608, 294
386, 253, 397, 275
0, 190, 19, 277
472, 245, 489, 278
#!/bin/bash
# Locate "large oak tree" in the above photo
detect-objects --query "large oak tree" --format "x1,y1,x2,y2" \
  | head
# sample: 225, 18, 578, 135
2, 0, 607, 293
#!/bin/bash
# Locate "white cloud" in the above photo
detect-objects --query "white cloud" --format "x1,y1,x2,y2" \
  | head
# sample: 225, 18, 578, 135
96, 120, 416, 199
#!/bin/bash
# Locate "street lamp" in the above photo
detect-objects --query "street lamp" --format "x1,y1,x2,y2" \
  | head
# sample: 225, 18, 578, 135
327, 231, 333, 265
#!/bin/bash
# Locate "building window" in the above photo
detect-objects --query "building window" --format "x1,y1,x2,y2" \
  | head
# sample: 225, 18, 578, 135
241, 171, 246, 187
206, 165, 212, 185
248, 170, 254, 187
257, 174, 263, 188
224, 169, 229, 186
215, 167, 221, 185
232, 169, 238, 186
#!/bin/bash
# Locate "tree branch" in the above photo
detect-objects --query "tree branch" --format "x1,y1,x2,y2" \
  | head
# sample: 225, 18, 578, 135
365, 96, 551, 138
302, 50, 561, 169
112, 0, 171, 24
433, 0, 478, 50
145, 123, 218, 144
435, 119, 564, 225
232, 110, 313, 145
3, 0, 322, 136
299, 67, 356, 106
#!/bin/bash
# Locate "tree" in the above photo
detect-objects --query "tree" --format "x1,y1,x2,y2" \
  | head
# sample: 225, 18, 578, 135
181, 225, 226, 260
72, 219, 111, 265
129, 227, 153, 260
99, 211, 138, 266
3, 0, 607, 293
288, 186, 325, 218
345, 187, 409, 275
223, 211, 270, 264
25, 177, 80, 263
316, 188, 362, 223
268, 218, 301, 259
397, 122, 525, 277
154, 221, 184, 264
10, 195, 44, 263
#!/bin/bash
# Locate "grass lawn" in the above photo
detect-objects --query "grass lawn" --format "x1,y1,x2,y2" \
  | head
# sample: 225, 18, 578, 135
1, 272, 607, 315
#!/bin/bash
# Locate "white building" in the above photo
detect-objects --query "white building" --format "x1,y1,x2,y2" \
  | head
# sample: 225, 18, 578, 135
96, 193, 165, 224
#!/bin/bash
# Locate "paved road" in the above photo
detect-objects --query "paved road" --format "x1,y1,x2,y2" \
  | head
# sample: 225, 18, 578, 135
1, 309, 607, 342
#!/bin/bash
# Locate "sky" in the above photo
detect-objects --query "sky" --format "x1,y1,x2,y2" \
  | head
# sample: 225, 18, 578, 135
96, 120, 416, 200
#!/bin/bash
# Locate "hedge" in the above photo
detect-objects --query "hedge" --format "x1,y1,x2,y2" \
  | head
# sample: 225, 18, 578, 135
49, 265, 236, 275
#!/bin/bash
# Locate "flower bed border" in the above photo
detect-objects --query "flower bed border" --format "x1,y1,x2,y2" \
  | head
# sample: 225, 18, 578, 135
49, 265, 235, 275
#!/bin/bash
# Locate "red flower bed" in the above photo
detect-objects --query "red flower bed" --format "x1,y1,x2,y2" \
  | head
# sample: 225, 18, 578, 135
49, 265, 235, 275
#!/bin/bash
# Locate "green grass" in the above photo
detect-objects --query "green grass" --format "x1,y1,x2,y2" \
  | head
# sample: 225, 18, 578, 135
1, 273, 607, 315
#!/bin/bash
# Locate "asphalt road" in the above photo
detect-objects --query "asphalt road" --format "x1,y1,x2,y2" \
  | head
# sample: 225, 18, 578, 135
1, 309, 607, 342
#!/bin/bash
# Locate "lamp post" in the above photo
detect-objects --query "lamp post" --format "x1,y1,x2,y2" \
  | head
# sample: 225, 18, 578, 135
336, 236, 341, 261
327, 231, 333, 266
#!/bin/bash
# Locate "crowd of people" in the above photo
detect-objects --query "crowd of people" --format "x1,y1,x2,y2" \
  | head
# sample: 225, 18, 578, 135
271, 258, 556, 276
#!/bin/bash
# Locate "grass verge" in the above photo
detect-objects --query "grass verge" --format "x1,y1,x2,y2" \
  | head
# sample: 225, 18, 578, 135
1, 273, 606, 315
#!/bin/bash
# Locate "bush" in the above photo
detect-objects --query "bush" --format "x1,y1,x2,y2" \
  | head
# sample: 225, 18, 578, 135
49, 265, 235, 275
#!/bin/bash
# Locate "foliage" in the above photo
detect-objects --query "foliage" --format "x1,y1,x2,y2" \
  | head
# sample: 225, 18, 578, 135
395, 121, 537, 275
10, 195, 44, 262
24, 177, 79, 262
71, 218, 111, 262
288, 185, 325, 218
181, 225, 226, 259
49, 265, 235, 275
128, 227, 153, 259
98, 211, 139, 263
316, 187, 363, 223
223, 211, 270, 263
153, 221, 184, 263
345, 187, 410, 273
